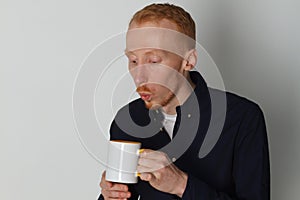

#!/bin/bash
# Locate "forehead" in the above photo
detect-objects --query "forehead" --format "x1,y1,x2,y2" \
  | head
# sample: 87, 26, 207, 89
126, 21, 194, 58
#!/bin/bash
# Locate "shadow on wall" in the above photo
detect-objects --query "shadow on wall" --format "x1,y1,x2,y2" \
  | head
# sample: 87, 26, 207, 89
189, 0, 300, 199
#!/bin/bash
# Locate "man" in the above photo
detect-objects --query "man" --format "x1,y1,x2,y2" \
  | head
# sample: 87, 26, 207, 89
99, 3, 270, 200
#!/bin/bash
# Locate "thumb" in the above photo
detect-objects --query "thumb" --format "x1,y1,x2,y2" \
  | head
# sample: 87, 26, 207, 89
140, 173, 154, 182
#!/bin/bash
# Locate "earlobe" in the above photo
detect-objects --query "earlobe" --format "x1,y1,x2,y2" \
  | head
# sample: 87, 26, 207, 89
184, 49, 197, 71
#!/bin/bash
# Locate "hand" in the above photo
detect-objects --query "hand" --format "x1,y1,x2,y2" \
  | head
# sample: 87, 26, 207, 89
137, 149, 188, 197
99, 171, 131, 200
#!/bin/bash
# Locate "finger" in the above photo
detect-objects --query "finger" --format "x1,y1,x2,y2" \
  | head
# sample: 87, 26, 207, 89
138, 156, 169, 171
110, 183, 129, 191
139, 149, 158, 159
140, 149, 170, 162
100, 180, 128, 192
102, 189, 131, 199
137, 164, 153, 173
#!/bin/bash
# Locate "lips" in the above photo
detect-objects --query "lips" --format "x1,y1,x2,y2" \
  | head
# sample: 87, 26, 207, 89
139, 93, 152, 101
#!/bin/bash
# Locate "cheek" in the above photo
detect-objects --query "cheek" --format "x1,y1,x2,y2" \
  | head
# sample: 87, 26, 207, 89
155, 85, 172, 97
165, 55, 183, 69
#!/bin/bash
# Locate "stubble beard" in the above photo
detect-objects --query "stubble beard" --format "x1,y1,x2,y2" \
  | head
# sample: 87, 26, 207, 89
144, 91, 175, 110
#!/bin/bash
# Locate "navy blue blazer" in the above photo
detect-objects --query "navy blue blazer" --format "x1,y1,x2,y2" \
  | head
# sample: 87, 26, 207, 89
98, 71, 270, 200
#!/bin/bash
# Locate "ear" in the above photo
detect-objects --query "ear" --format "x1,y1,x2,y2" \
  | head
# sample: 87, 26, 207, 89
183, 49, 197, 71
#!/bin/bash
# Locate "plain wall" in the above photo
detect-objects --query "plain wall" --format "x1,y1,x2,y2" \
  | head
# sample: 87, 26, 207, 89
1, 0, 299, 199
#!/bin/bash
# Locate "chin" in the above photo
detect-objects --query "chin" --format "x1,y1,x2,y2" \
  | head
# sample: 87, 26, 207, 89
144, 101, 161, 110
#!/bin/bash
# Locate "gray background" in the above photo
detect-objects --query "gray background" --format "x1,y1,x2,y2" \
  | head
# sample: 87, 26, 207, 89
1, 0, 299, 199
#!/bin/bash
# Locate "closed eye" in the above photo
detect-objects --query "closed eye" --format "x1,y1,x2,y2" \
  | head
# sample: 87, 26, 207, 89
149, 56, 161, 64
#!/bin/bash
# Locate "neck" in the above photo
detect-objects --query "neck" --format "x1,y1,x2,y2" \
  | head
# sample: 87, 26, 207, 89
162, 74, 195, 115
162, 98, 179, 115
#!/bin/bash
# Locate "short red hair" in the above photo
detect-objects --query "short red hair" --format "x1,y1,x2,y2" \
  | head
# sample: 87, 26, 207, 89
129, 3, 196, 43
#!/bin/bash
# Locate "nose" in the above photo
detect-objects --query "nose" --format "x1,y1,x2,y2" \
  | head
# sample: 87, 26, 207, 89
130, 65, 148, 86
132, 66, 147, 86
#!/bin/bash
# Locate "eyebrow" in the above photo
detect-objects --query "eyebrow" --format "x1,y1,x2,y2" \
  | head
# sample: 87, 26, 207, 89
124, 49, 167, 57
124, 50, 133, 56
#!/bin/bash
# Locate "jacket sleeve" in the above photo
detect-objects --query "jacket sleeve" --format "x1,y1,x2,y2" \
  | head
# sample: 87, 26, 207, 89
182, 105, 270, 200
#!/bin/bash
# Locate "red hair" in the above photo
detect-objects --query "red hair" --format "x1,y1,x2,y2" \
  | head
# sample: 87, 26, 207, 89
130, 3, 196, 43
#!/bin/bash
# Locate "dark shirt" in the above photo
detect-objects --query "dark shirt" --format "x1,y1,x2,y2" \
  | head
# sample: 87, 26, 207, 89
98, 71, 270, 200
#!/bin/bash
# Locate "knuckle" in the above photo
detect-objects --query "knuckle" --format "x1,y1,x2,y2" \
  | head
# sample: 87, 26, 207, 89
137, 165, 141, 171
123, 185, 128, 191
111, 191, 124, 198
114, 183, 127, 191
157, 178, 162, 184
138, 158, 144, 165
118, 192, 124, 198
157, 169, 163, 176
157, 163, 165, 170
108, 190, 115, 197
116, 184, 123, 191
159, 151, 166, 157
100, 180, 106, 189
100, 180, 109, 189
162, 153, 169, 161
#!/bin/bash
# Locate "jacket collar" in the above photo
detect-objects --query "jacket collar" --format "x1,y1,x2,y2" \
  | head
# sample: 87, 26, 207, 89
149, 71, 210, 131
175, 71, 210, 114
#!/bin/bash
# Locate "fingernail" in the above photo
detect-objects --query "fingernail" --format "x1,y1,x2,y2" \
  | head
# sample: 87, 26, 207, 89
138, 149, 144, 154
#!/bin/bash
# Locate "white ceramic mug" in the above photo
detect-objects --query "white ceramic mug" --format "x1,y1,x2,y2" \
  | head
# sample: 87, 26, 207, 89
106, 140, 141, 184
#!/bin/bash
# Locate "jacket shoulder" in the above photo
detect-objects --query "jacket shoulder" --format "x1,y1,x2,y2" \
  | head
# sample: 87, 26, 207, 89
207, 88, 265, 124
225, 91, 263, 114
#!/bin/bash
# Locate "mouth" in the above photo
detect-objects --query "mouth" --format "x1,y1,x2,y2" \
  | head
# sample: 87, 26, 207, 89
139, 93, 152, 101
